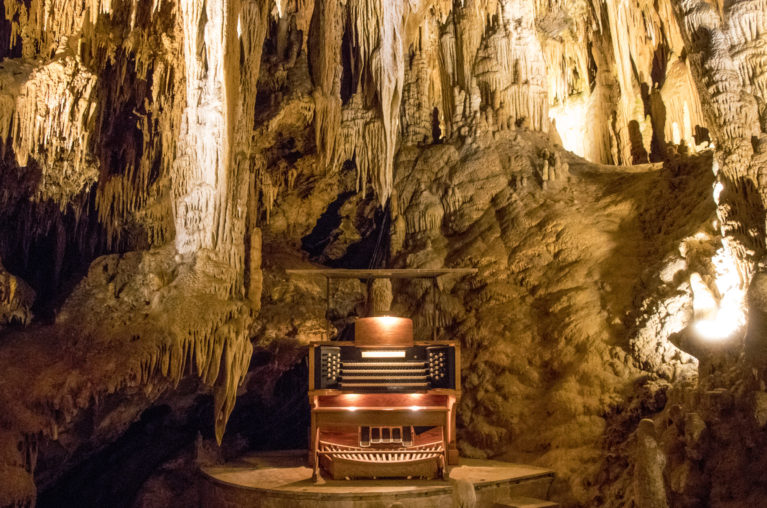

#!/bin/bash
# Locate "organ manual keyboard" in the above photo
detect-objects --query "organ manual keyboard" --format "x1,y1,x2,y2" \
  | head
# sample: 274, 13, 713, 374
308, 316, 460, 481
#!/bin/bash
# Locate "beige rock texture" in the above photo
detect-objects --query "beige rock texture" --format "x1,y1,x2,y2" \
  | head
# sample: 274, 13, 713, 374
0, 0, 766, 507
0, 257, 34, 327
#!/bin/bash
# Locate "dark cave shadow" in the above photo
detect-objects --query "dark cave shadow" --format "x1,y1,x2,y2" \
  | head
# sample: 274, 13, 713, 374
330, 200, 390, 269
225, 351, 310, 452
300, 175, 390, 270
0, 156, 109, 323
301, 190, 356, 258
628, 120, 649, 164
36, 391, 204, 508
37, 354, 311, 508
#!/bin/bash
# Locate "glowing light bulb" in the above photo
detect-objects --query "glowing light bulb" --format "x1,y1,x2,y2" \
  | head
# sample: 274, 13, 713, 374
691, 248, 746, 341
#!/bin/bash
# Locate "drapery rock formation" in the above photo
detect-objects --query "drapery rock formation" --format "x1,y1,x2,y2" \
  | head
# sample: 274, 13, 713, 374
1, 0, 767, 507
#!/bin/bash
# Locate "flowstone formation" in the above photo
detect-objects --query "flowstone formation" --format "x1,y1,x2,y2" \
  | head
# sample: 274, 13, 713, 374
387, 134, 715, 504
0, 0, 767, 507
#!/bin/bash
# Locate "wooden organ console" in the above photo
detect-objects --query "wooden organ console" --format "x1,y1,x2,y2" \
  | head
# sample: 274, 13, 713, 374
308, 316, 460, 481
288, 268, 475, 481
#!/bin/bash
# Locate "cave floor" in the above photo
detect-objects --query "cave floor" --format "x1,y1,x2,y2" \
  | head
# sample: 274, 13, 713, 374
199, 450, 555, 507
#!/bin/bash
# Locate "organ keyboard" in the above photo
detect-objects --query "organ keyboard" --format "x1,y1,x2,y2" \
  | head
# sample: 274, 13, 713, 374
314, 344, 457, 391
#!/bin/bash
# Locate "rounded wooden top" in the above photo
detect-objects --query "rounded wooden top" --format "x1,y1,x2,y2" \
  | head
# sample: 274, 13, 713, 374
354, 316, 414, 347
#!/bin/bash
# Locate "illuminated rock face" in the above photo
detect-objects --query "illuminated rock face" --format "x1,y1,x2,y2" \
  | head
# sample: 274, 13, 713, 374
0, 0, 766, 506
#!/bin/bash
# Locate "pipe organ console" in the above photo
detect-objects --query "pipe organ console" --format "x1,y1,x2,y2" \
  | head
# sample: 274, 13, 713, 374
308, 316, 460, 480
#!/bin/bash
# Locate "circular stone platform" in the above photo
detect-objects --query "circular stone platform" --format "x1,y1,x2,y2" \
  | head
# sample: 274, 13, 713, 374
199, 450, 555, 508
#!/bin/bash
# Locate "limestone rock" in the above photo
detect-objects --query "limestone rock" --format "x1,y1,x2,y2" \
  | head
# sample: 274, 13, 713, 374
754, 392, 767, 428
634, 419, 668, 508
0, 257, 34, 327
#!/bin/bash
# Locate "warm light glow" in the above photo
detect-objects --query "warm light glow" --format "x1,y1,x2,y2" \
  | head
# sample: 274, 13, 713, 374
341, 394, 360, 402
548, 98, 589, 158
690, 273, 717, 316
175, 0, 226, 255
346, 406, 358, 412
713, 182, 724, 204
375, 316, 400, 327
691, 247, 746, 341
409, 406, 422, 411
361, 350, 406, 358
672, 122, 682, 145
693, 231, 710, 242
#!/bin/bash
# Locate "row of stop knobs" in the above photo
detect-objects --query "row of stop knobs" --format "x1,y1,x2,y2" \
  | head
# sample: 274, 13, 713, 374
429, 351, 447, 379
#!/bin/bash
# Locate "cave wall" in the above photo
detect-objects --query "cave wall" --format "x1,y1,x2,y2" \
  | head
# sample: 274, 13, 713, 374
0, 0, 766, 507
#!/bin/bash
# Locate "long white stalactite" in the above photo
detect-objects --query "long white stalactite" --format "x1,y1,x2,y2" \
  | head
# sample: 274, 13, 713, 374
348, 0, 405, 202
175, 0, 229, 255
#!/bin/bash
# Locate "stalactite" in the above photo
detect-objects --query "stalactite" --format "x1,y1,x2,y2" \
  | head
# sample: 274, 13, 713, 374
8, 0, 767, 505
0, 56, 98, 206
533, 0, 707, 164
348, 0, 405, 202
0, 0, 185, 253
219, 0, 269, 298
173, 0, 227, 255
470, 0, 549, 132
26, 249, 257, 445
0, 0, 266, 466
309, 0, 344, 168
93, 53, 182, 249
401, 17, 446, 145
453, 0, 485, 94
439, 20, 459, 130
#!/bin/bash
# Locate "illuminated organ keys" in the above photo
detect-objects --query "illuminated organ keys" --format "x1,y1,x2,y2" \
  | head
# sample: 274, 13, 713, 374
314, 344, 455, 390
